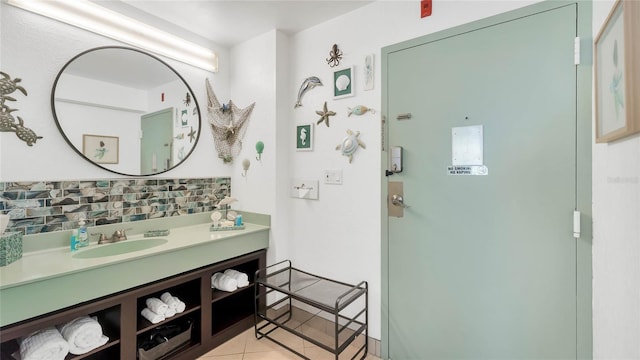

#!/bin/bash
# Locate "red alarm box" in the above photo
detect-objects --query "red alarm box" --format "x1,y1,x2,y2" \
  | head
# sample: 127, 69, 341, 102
421, 0, 432, 18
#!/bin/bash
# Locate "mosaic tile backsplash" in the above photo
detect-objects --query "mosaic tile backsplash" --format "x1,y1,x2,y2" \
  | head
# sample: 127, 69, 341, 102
0, 177, 230, 235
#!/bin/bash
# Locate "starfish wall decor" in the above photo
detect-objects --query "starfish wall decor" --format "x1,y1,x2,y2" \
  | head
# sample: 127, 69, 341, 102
206, 79, 255, 163
316, 101, 336, 127
188, 126, 197, 142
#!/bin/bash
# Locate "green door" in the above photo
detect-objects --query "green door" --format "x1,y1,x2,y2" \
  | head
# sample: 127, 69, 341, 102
385, 4, 582, 359
141, 107, 173, 174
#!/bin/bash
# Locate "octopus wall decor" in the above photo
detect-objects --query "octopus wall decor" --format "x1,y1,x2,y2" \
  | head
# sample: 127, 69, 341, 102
326, 44, 343, 67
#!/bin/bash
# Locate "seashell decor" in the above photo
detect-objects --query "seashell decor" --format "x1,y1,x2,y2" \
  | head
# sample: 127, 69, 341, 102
335, 74, 351, 91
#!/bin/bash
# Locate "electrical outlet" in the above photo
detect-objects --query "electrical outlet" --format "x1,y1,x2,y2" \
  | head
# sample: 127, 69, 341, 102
324, 169, 342, 185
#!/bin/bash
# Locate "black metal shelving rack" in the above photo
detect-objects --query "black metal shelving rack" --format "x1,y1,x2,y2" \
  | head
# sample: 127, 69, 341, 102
254, 260, 368, 360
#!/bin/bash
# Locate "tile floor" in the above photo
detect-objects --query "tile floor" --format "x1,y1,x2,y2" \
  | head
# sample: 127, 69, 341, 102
197, 325, 381, 360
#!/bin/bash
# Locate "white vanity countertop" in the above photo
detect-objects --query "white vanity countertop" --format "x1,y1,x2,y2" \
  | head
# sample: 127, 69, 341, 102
0, 222, 268, 290
0, 212, 270, 327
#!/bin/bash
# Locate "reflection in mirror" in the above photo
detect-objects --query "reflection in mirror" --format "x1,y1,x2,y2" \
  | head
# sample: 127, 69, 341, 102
52, 46, 201, 176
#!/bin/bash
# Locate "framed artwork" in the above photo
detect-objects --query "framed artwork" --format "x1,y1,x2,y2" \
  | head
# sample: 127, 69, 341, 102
333, 66, 354, 99
594, 0, 640, 143
82, 134, 119, 164
364, 54, 375, 91
296, 123, 313, 151
180, 109, 189, 127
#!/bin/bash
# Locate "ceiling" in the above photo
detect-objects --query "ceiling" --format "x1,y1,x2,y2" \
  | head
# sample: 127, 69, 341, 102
110, 1, 375, 47
61, 48, 180, 89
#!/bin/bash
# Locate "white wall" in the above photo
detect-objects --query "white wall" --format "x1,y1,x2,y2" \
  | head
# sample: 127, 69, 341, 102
592, 2, 640, 359
55, 74, 149, 112
0, 3, 231, 181
282, 0, 537, 340
228, 30, 291, 264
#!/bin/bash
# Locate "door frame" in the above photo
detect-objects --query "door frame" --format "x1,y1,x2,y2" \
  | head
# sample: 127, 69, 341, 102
141, 107, 174, 174
380, 1, 592, 358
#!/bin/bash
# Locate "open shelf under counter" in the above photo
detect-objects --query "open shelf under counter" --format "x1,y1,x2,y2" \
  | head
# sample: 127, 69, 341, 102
0, 248, 267, 360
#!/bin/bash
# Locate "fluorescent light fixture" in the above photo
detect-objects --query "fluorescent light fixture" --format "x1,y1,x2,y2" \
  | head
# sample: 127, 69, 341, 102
6, 0, 218, 72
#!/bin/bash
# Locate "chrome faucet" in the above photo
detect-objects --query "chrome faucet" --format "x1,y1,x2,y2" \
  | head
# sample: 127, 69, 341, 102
93, 229, 129, 244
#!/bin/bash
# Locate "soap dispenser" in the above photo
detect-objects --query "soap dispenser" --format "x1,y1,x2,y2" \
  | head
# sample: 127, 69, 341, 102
78, 219, 89, 248
70, 229, 79, 251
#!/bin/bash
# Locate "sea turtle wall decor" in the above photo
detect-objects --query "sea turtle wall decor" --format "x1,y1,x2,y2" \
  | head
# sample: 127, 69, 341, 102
336, 129, 366, 163
15, 117, 43, 146
0, 71, 27, 99
0, 106, 18, 132
0, 71, 42, 146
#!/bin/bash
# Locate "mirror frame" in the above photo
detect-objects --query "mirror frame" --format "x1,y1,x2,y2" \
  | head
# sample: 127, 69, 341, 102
51, 46, 201, 176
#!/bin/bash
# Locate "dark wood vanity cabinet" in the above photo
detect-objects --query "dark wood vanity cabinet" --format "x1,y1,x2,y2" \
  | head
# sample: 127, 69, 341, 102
0, 250, 266, 360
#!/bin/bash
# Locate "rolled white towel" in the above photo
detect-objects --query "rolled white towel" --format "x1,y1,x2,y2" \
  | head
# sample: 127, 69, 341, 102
223, 269, 250, 287
141, 308, 165, 324
145, 297, 168, 315
19, 327, 69, 360
160, 292, 186, 313
173, 298, 186, 313
224, 269, 249, 282
58, 316, 109, 355
211, 272, 238, 292
164, 307, 176, 318
160, 292, 175, 306
233, 277, 249, 288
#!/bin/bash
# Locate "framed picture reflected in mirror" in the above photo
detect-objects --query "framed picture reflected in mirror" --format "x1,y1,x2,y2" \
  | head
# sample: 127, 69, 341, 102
83, 134, 119, 164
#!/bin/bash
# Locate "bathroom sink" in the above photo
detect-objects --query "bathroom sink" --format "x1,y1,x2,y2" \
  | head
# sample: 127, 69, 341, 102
72, 238, 168, 259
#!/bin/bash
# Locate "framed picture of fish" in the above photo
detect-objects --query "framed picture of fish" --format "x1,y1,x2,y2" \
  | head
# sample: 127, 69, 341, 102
296, 123, 313, 151
333, 66, 354, 99
82, 134, 119, 164
594, 0, 640, 143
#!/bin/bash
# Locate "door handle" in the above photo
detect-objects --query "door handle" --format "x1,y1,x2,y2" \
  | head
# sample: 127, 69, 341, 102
391, 194, 409, 208
388, 182, 404, 217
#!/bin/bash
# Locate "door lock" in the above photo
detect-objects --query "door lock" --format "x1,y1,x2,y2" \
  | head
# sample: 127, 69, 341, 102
390, 146, 403, 174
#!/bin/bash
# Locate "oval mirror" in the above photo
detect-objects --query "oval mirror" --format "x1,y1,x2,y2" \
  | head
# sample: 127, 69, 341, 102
52, 46, 201, 176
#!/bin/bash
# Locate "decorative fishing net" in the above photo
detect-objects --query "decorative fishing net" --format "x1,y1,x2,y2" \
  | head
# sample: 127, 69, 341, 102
206, 79, 255, 163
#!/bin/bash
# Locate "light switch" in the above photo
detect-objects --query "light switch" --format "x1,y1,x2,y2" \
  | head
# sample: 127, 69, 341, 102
324, 169, 342, 185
